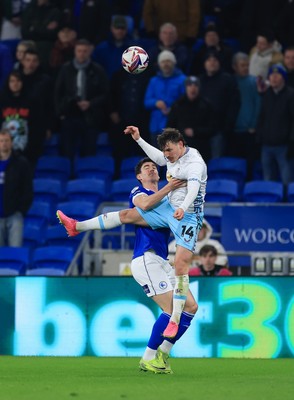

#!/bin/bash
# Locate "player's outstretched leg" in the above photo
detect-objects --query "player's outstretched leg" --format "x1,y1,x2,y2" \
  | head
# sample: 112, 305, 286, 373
57, 208, 146, 237
56, 210, 123, 237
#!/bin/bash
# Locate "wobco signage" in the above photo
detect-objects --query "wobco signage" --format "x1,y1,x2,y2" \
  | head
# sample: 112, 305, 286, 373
221, 205, 294, 251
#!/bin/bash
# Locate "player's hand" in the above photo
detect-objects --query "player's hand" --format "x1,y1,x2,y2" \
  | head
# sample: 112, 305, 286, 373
173, 208, 185, 220
124, 125, 140, 141
168, 178, 186, 190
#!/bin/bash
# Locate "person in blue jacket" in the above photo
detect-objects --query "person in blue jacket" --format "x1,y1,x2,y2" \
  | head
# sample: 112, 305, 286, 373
144, 50, 186, 146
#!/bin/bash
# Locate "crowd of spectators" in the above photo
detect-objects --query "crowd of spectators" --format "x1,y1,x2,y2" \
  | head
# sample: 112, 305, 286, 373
1, 0, 294, 257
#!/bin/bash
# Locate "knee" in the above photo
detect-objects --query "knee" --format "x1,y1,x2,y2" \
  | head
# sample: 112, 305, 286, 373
119, 209, 129, 223
185, 301, 198, 315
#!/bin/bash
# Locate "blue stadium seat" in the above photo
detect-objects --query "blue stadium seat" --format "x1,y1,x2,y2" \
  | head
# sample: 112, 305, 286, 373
56, 200, 96, 222
43, 133, 60, 156
66, 178, 107, 207
110, 178, 139, 202
96, 132, 113, 156
74, 156, 115, 183
120, 156, 142, 178
30, 246, 74, 273
46, 224, 85, 251
25, 201, 51, 230
23, 224, 46, 251
34, 156, 71, 183
33, 178, 64, 217
26, 268, 66, 276
242, 181, 284, 203
0, 247, 30, 275
288, 182, 294, 202
208, 157, 247, 183
205, 179, 239, 202
203, 206, 222, 235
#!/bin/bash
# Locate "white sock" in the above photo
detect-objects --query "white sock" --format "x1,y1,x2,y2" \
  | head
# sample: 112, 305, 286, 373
142, 347, 157, 361
159, 340, 173, 355
76, 212, 122, 231
170, 274, 189, 324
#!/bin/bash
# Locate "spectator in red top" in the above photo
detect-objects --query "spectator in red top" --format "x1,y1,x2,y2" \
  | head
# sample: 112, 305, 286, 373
189, 244, 232, 276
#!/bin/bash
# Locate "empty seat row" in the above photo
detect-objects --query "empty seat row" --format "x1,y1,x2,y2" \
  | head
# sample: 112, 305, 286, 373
206, 179, 293, 203
34, 154, 162, 184
0, 246, 74, 276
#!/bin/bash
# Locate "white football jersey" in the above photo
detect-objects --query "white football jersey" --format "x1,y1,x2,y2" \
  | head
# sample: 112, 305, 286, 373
136, 138, 207, 214
166, 147, 207, 213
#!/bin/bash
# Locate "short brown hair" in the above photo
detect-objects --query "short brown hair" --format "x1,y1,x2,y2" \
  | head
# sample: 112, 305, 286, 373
199, 244, 217, 257
157, 127, 186, 150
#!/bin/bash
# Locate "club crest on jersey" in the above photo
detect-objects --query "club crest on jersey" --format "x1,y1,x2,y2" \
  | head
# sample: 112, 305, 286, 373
159, 281, 167, 290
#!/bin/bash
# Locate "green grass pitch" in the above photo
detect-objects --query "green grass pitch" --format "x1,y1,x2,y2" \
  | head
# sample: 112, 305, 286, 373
0, 357, 293, 400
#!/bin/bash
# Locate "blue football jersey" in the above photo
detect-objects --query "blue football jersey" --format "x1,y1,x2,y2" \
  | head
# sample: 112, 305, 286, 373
129, 185, 170, 259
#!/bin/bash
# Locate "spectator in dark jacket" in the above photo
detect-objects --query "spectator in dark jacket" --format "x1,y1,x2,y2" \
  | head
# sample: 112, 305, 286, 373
256, 63, 294, 185
199, 50, 240, 158
92, 15, 134, 79
0, 71, 38, 156
109, 66, 152, 178
20, 49, 54, 168
190, 23, 234, 75
283, 46, 294, 89
21, 0, 62, 70
167, 75, 215, 162
147, 22, 190, 74
54, 39, 109, 169
0, 129, 33, 247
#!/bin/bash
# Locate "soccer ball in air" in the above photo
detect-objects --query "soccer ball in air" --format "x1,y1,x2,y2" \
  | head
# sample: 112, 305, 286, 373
121, 46, 149, 74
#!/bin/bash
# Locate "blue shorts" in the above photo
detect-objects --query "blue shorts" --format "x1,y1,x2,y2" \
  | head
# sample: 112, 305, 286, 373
136, 199, 203, 252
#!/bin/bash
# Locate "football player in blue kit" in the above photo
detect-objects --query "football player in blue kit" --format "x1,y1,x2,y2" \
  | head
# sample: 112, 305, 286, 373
129, 158, 197, 374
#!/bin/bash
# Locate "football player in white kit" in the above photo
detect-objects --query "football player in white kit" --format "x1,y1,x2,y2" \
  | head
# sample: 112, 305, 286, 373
57, 126, 207, 339
129, 157, 197, 374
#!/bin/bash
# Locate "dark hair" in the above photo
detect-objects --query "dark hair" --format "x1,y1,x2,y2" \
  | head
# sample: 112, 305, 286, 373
199, 244, 217, 257
157, 127, 186, 150
24, 48, 40, 59
8, 70, 22, 81
135, 157, 157, 178
75, 38, 92, 47
257, 30, 275, 43
284, 46, 294, 53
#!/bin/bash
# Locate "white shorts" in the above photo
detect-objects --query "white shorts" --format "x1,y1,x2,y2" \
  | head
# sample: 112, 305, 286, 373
131, 251, 175, 297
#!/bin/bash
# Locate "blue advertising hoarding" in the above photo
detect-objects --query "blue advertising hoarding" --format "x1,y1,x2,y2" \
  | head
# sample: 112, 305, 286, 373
0, 276, 294, 358
221, 205, 294, 251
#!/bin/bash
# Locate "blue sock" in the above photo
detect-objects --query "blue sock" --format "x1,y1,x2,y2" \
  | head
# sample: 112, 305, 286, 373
147, 312, 170, 350
167, 311, 195, 344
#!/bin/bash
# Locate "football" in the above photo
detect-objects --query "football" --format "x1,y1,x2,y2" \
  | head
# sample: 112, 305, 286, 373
121, 46, 149, 74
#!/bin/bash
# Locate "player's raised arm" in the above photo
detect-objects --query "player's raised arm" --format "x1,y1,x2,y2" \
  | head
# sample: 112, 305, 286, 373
124, 125, 141, 140
124, 126, 166, 166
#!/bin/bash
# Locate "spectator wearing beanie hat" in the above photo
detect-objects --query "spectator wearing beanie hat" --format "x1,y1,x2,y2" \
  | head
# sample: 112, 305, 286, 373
144, 50, 186, 146
189, 23, 234, 75
256, 63, 294, 185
